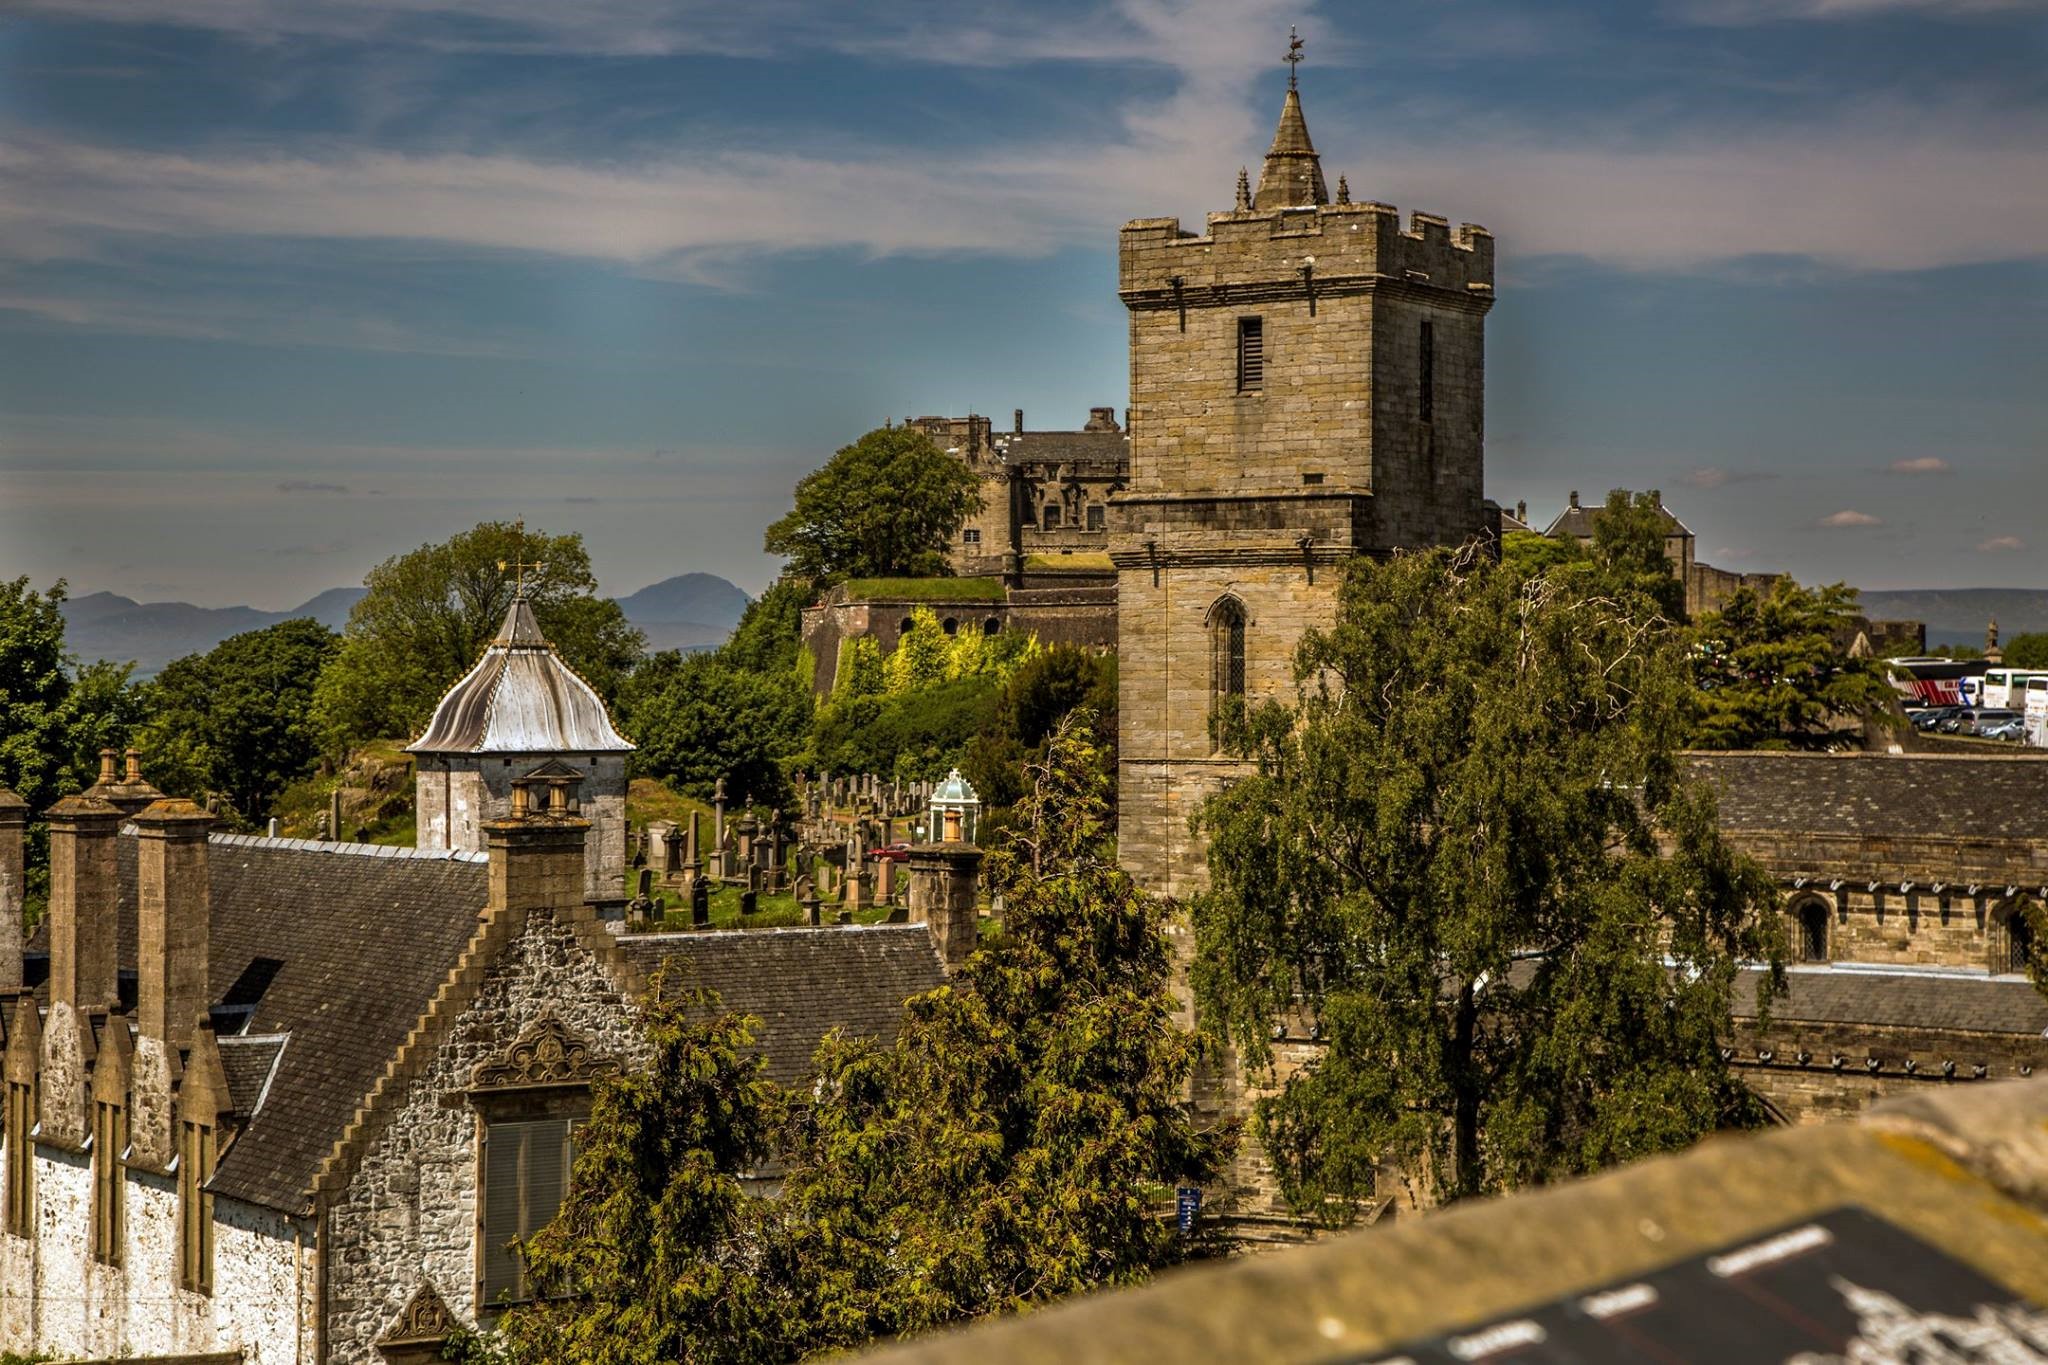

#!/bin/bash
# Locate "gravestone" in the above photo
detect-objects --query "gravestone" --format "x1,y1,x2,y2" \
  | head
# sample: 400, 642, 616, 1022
739, 889, 757, 919
689, 878, 710, 928
796, 875, 820, 927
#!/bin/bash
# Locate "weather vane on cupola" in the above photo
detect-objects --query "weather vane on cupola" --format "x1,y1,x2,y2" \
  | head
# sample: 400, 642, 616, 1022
497, 519, 546, 598
1285, 24, 1304, 91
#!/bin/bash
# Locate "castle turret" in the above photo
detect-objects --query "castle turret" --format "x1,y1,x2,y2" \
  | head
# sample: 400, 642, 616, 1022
1111, 34, 1495, 895
407, 593, 634, 913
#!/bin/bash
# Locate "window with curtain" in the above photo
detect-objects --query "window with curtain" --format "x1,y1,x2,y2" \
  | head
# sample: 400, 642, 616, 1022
480, 1116, 579, 1306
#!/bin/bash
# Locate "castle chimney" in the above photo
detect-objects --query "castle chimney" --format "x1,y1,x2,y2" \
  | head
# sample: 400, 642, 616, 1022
486, 806, 590, 917
97, 749, 118, 786
907, 835, 981, 971
1516, 500, 1527, 523
135, 798, 212, 1050
93, 746, 164, 818
0, 789, 25, 993
1569, 490, 1580, 509
45, 794, 123, 1011
1649, 489, 1662, 508
1013, 409, 1024, 434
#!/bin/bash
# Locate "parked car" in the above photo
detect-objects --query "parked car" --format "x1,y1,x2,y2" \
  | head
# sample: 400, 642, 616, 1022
1939, 707, 1991, 733
1968, 709, 2025, 736
1912, 706, 1961, 732
1981, 718, 2028, 742
868, 843, 913, 864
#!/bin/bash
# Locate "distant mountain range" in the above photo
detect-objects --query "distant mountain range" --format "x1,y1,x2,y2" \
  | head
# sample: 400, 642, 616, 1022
1856, 589, 2048, 651
62, 573, 750, 676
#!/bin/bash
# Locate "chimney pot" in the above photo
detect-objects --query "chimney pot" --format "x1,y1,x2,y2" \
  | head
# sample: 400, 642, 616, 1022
124, 747, 143, 783
98, 749, 118, 785
1569, 490, 1580, 509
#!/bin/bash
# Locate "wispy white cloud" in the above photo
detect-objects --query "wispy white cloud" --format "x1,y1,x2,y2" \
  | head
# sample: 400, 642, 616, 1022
1887, 456, 1952, 474
1671, 0, 2030, 26
1682, 466, 1778, 489
1818, 509, 1883, 527
1979, 534, 2024, 552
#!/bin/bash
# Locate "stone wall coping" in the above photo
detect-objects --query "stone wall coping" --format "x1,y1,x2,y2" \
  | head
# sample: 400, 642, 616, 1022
858, 1080, 2048, 1364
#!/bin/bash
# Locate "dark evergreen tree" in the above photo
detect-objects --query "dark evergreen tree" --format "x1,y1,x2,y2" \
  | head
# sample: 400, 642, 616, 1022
1690, 578, 1897, 750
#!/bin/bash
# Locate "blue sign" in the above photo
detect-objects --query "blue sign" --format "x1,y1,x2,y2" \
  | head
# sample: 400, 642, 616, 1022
1175, 1185, 1203, 1236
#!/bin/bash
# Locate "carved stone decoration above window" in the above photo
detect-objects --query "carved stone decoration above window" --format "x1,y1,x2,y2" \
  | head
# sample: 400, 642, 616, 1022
379, 1279, 458, 1354
471, 1012, 620, 1093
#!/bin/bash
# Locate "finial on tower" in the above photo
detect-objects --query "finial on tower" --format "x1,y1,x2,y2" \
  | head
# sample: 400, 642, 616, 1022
1235, 166, 1252, 211
496, 519, 545, 599
1286, 25, 1304, 93
1335, 174, 1350, 205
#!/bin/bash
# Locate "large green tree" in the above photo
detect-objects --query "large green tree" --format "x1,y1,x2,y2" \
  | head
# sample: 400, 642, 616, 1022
0, 579, 148, 914
138, 618, 340, 820
1690, 578, 1897, 750
1194, 546, 1783, 1216
498, 973, 792, 1365
618, 651, 812, 807
763, 427, 981, 583
780, 714, 1228, 1347
2003, 632, 2048, 670
313, 522, 643, 749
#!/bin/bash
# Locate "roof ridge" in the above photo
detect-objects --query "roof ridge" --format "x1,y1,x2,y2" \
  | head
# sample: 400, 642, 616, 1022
206, 832, 490, 861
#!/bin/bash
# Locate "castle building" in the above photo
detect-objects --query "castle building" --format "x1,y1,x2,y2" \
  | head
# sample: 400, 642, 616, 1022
1110, 69, 1497, 895
407, 594, 633, 913
911, 408, 1129, 579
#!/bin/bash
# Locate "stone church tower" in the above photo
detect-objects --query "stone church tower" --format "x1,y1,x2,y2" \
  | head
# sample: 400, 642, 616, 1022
407, 593, 634, 911
1111, 62, 1497, 895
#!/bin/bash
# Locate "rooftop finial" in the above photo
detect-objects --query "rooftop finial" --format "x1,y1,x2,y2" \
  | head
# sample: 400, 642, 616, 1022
1336, 174, 1350, 205
1235, 166, 1252, 211
496, 518, 545, 599
1286, 24, 1304, 93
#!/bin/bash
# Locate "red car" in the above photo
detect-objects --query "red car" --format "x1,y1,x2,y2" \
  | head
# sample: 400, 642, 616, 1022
868, 843, 913, 864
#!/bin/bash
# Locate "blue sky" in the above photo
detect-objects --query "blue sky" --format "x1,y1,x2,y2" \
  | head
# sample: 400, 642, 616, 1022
0, 0, 2043, 605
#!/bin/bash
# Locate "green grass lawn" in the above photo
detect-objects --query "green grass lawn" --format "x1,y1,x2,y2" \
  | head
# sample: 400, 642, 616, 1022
839, 576, 1007, 603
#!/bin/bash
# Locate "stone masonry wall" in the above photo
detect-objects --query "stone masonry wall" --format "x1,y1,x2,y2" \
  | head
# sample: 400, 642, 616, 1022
1731, 1019, 2048, 1124
322, 909, 648, 1362
417, 757, 630, 907
0, 1145, 311, 1364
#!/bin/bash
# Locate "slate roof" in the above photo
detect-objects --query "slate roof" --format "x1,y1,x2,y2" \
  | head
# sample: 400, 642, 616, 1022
216, 1034, 287, 1119
1544, 495, 1690, 541
995, 430, 1129, 473
408, 596, 633, 755
28, 833, 491, 1213
1688, 751, 2048, 844
616, 925, 946, 1087
1732, 965, 2048, 1036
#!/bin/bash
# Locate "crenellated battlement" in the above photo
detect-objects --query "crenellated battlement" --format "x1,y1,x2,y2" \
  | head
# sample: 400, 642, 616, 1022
1120, 201, 1494, 302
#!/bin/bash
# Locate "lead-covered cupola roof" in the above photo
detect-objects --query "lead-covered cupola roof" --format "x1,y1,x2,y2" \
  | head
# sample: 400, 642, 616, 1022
406, 596, 633, 755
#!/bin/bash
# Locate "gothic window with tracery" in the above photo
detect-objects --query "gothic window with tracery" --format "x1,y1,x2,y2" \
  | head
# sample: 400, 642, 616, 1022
1993, 900, 2037, 975
1211, 596, 1247, 725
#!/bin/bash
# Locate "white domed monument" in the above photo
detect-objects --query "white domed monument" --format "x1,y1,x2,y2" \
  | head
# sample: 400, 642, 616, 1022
407, 592, 634, 913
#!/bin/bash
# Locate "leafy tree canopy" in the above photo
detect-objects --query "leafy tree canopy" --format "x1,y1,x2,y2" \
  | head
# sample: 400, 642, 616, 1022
619, 651, 812, 809
719, 576, 814, 677
2002, 632, 2048, 670
763, 427, 982, 584
1194, 546, 1783, 1216
960, 644, 1116, 815
780, 713, 1229, 1345
0, 578, 147, 912
313, 522, 643, 750
1690, 578, 1898, 750
138, 618, 339, 821
498, 972, 791, 1365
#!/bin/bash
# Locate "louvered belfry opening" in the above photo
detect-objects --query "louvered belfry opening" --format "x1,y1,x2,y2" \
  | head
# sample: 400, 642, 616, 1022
1237, 316, 1265, 392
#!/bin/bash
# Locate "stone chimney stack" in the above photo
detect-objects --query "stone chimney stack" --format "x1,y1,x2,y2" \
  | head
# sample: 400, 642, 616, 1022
135, 797, 212, 1050
1013, 408, 1024, 434
0, 789, 25, 993
45, 794, 123, 1012
486, 784, 590, 916
1568, 490, 1580, 510
93, 746, 166, 819
907, 836, 982, 971
132, 797, 211, 1171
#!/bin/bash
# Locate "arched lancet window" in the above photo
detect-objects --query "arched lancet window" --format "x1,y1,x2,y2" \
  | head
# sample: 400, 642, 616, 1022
1992, 900, 2038, 975
1210, 597, 1247, 712
1792, 897, 1829, 964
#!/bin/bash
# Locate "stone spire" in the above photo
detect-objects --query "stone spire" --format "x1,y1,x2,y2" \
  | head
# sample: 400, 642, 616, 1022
1235, 166, 1251, 211
1252, 33, 1329, 211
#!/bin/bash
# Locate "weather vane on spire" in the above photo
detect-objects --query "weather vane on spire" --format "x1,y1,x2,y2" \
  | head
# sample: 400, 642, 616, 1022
497, 519, 545, 598
1285, 24, 1304, 92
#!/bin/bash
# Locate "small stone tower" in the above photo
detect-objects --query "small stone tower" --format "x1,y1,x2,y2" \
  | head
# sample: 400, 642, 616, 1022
407, 594, 634, 912
1110, 49, 1496, 894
